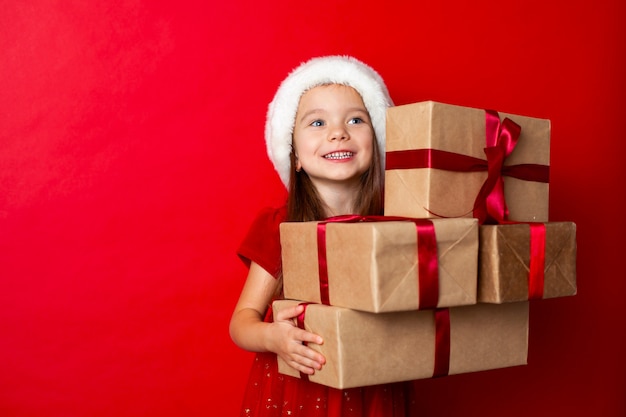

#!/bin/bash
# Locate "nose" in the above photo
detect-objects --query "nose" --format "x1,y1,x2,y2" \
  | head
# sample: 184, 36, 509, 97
328, 124, 349, 141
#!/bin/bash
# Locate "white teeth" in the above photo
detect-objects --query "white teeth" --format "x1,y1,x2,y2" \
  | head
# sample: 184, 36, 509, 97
324, 151, 353, 160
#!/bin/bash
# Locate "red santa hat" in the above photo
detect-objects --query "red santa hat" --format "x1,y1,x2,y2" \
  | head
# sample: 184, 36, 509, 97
265, 55, 394, 188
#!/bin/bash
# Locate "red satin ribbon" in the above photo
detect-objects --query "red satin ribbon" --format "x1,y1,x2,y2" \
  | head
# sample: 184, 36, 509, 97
528, 223, 546, 299
497, 220, 547, 300
433, 308, 451, 378
296, 302, 312, 381
386, 148, 550, 182
385, 110, 550, 225
417, 221, 439, 309
316, 215, 439, 309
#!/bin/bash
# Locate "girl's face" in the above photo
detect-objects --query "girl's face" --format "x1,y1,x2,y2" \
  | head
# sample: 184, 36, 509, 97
292, 84, 374, 189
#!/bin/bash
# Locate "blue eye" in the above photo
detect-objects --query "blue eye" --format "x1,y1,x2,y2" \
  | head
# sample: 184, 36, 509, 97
311, 120, 324, 127
348, 117, 363, 124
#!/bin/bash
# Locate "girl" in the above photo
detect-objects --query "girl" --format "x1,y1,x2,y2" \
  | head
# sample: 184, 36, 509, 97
230, 56, 419, 416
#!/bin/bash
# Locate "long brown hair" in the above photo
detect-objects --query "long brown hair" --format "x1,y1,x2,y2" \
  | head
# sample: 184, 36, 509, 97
286, 135, 384, 222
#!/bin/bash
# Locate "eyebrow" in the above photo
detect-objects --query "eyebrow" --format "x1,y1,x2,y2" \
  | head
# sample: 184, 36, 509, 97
297, 107, 369, 124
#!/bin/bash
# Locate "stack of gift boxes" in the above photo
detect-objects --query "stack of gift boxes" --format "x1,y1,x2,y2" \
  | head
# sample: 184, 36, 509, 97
274, 101, 577, 389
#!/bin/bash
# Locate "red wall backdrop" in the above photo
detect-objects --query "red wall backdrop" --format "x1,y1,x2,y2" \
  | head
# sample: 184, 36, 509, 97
1, 1, 624, 416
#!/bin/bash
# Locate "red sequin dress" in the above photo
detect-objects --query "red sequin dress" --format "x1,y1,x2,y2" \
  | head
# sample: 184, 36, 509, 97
236, 206, 420, 417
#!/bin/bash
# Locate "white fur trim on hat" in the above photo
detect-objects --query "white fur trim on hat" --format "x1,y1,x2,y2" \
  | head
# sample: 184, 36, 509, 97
265, 55, 394, 188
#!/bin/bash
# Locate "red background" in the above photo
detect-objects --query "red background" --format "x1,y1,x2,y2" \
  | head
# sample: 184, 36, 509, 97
1, 1, 625, 416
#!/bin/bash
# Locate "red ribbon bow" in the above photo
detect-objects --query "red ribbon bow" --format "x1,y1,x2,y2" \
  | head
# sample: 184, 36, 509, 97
385, 109, 550, 225
474, 110, 521, 224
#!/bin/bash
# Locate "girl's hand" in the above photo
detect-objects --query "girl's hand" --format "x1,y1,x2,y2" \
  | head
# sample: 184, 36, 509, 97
269, 303, 326, 375
230, 262, 325, 374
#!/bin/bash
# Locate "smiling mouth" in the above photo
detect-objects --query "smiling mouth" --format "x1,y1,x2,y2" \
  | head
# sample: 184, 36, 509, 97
324, 151, 354, 160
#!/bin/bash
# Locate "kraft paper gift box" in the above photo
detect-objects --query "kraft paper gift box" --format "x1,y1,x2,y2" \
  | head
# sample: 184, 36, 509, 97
280, 217, 478, 313
384, 101, 550, 223
273, 299, 529, 389
479, 222, 577, 303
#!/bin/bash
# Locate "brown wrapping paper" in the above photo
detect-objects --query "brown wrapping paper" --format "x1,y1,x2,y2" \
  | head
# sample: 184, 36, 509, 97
274, 300, 529, 389
479, 222, 577, 303
385, 101, 550, 222
280, 218, 478, 313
